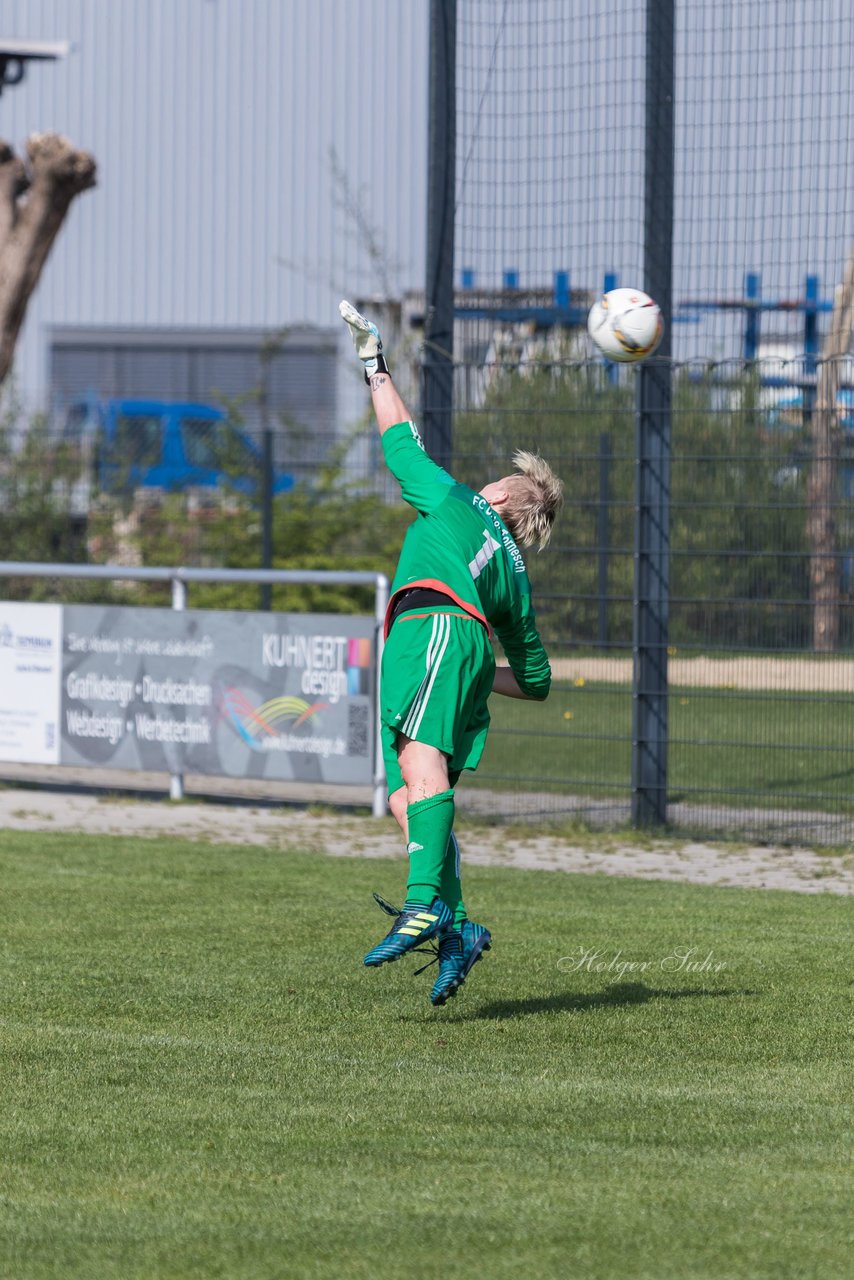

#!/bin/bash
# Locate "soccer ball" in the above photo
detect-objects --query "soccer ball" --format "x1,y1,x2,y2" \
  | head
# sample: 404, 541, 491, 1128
587, 287, 664, 363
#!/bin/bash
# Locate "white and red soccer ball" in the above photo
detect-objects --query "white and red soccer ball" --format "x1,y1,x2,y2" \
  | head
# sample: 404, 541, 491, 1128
587, 287, 664, 363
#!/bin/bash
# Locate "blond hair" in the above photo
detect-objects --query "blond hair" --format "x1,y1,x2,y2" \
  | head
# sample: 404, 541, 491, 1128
501, 450, 564, 550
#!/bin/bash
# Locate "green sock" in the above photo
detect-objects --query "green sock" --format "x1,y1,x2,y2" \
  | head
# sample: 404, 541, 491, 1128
439, 830, 468, 928
404, 789, 455, 906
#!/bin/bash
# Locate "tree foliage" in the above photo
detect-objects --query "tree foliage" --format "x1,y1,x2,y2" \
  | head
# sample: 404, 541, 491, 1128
0, 392, 92, 600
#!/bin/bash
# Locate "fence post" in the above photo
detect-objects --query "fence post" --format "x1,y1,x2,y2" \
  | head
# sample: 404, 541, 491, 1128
259, 357, 273, 612
170, 571, 186, 801
598, 433, 611, 649
372, 574, 389, 817
421, 0, 457, 469
632, 0, 674, 826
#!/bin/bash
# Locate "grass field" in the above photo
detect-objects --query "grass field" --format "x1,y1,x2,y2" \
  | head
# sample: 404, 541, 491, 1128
477, 680, 854, 814
1, 829, 850, 1279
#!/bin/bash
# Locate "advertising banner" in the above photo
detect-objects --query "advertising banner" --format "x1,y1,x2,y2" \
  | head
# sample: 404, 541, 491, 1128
0, 602, 62, 764
60, 606, 376, 785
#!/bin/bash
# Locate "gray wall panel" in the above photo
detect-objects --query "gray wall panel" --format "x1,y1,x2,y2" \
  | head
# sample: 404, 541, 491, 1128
1, 0, 429, 409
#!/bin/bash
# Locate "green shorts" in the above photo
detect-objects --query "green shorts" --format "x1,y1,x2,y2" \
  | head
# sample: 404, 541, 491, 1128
381, 607, 495, 796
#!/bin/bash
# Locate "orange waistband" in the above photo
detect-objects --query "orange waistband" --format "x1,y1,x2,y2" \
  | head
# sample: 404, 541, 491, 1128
384, 578, 490, 639
394, 610, 473, 624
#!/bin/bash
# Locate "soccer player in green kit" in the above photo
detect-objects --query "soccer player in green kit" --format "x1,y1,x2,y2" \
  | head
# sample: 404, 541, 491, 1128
340, 301, 563, 1005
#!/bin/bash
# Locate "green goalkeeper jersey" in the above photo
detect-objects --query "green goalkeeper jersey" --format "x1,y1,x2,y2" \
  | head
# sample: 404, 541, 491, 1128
382, 420, 551, 700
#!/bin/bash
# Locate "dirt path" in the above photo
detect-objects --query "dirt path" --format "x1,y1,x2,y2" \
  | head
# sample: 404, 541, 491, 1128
1, 786, 851, 896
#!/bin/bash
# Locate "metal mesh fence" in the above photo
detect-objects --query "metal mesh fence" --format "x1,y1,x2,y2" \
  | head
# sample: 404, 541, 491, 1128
451, 358, 854, 844
450, 1, 854, 842
676, 0, 854, 361
456, 0, 854, 363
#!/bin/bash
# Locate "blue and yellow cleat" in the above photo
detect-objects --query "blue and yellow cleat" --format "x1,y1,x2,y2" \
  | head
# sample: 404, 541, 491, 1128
430, 921, 493, 1005
460, 919, 492, 978
364, 896, 452, 967
430, 928, 465, 1006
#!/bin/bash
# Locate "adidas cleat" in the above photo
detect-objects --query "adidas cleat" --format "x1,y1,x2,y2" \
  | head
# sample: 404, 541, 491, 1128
363, 895, 452, 967
461, 920, 492, 978
368, 894, 493, 992
371, 892, 440, 972
430, 928, 465, 1006
431, 921, 492, 1006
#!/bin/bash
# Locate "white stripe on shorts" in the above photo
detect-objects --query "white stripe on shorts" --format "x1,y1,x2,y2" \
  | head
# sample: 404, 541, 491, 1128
409, 611, 453, 742
401, 613, 441, 738
402, 614, 453, 747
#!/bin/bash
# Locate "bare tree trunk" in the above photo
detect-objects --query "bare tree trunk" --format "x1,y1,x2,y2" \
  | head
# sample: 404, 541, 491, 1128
0, 133, 96, 387
808, 247, 854, 651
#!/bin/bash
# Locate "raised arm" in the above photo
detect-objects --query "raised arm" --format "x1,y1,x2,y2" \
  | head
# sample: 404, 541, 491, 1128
340, 299, 411, 436
368, 370, 411, 435
340, 299, 457, 512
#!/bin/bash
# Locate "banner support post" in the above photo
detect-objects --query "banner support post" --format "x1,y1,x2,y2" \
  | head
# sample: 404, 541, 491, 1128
372, 574, 390, 817
169, 569, 186, 801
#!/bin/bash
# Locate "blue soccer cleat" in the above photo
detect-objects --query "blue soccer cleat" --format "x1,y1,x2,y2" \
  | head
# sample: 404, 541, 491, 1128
430, 920, 493, 1006
368, 894, 493, 997
460, 919, 492, 978
430, 928, 465, 1006
364, 895, 452, 967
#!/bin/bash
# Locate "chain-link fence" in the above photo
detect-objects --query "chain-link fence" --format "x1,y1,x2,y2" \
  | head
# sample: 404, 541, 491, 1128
449, 354, 854, 844
423, 0, 854, 843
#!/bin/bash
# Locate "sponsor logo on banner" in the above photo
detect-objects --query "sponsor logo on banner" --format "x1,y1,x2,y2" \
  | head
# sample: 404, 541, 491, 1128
0, 602, 62, 764
220, 688, 338, 754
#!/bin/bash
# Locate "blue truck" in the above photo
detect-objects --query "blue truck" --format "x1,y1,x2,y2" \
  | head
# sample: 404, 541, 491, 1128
64, 398, 294, 497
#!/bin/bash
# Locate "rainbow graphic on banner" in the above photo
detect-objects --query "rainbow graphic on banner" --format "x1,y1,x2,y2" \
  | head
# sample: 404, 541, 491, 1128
220, 687, 328, 750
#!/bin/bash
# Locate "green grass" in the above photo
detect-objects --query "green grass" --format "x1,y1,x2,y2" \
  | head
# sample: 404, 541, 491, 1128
1, 830, 851, 1279
476, 680, 854, 813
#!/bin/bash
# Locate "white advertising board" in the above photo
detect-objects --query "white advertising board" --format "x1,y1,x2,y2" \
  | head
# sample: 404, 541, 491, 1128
0, 602, 62, 763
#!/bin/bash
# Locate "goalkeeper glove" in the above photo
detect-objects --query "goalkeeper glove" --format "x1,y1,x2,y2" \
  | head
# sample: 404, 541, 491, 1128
339, 300, 390, 383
